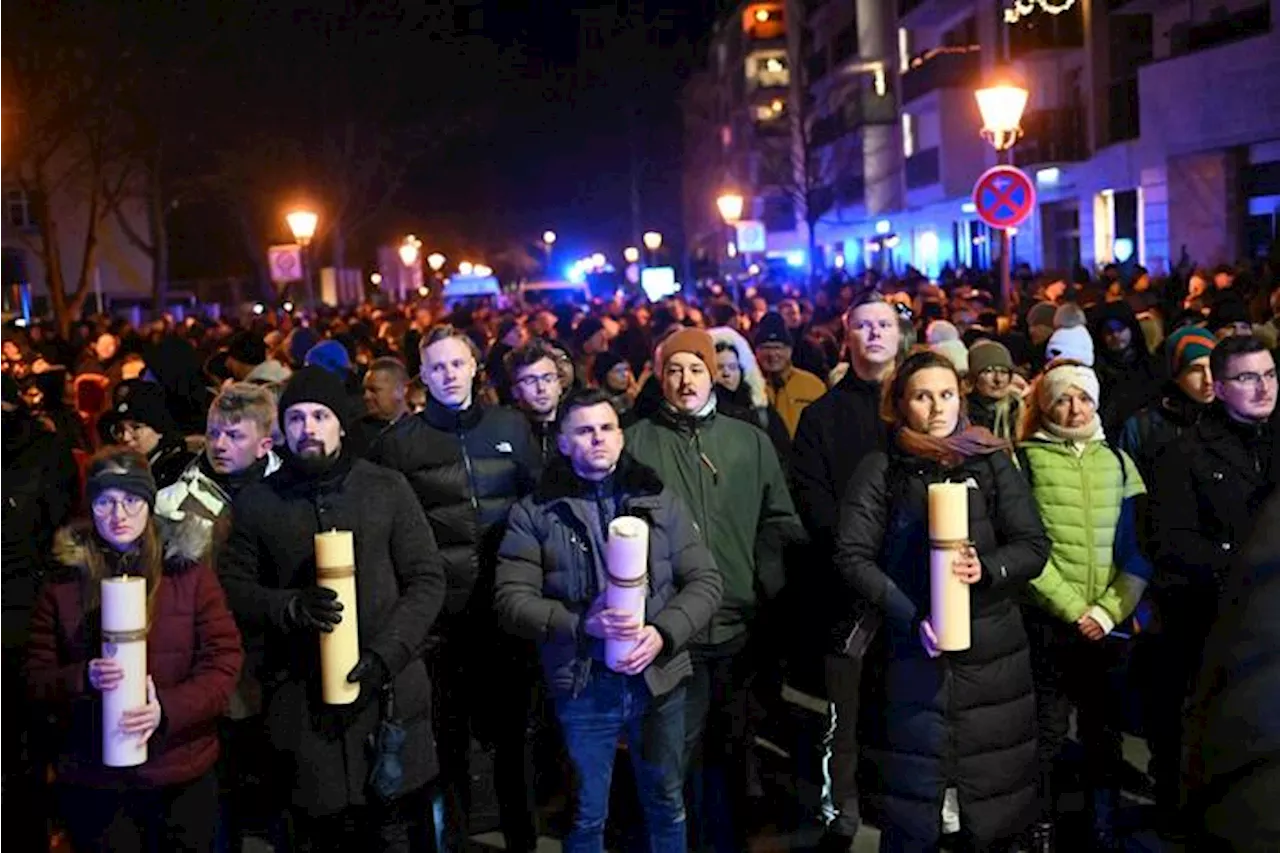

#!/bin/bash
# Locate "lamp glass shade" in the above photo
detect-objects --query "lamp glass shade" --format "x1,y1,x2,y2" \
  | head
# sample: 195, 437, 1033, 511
427, 253, 446, 271
473, 264, 493, 277
458, 261, 474, 276
716, 193, 745, 224
286, 210, 319, 243
642, 231, 663, 251
542, 230, 557, 245
398, 243, 419, 267
974, 85, 1029, 135
623, 247, 640, 264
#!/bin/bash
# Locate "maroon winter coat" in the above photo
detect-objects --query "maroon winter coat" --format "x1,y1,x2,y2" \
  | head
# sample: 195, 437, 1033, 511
25, 523, 243, 789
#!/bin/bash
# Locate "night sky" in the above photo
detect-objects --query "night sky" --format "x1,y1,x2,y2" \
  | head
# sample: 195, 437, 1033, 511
7, 1, 725, 283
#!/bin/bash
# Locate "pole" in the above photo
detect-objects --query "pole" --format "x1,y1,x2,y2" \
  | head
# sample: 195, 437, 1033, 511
997, 147, 1014, 312
300, 242, 315, 311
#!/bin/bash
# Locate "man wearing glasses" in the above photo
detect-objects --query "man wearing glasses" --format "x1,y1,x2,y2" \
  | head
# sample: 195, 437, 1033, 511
1148, 333, 1279, 831
506, 339, 566, 468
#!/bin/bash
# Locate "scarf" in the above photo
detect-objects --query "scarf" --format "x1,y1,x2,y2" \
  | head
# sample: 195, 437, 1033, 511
989, 395, 1022, 443
1039, 414, 1104, 444
895, 422, 1009, 468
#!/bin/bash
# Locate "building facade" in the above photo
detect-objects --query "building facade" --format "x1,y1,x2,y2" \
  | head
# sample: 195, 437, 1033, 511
684, 0, 1280, 280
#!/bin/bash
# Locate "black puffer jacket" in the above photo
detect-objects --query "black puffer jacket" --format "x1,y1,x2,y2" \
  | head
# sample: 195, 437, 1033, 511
835, 445, 1049, 847
369, 397, 538, 627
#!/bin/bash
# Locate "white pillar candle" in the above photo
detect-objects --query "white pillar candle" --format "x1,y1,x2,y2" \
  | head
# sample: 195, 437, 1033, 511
315, 530, 361, 705
927, 483, 972, 652
604, 516, 650, 672
101, 576, 148, 767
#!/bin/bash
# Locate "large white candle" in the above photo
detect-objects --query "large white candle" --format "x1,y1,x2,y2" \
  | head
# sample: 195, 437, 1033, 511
315, 530, 361, 705
604, 516, 650, 672
101, 576, 148, 767
927, 483, 972, 652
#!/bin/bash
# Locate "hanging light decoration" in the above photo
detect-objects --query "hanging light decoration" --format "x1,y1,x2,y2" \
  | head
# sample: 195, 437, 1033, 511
1004, 0, 1076, 24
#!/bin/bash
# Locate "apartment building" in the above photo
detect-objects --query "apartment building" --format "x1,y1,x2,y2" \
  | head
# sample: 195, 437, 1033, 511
686, 0, 1280, 280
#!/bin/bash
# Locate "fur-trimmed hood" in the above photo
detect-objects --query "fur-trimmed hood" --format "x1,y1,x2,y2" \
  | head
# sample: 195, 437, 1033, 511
709, 326, 768, 410
52, 519, 205, 576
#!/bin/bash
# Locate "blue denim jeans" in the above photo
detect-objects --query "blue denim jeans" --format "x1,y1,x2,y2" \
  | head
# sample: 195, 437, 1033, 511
555, 668, 687, 853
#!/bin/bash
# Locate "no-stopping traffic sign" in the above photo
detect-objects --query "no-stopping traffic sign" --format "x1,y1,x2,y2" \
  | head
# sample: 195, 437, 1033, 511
972, 166, 1036, 230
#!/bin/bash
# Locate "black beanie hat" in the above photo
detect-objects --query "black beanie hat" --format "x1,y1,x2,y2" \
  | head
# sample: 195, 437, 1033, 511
753, 311, 792, 348
109, 380, 176, 436
277, 366, 352, 433
86, 454, 158, 510
591, 351, 627, 387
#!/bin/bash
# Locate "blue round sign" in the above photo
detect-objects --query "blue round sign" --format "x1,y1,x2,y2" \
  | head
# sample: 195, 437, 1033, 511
972, 166, 1036, 230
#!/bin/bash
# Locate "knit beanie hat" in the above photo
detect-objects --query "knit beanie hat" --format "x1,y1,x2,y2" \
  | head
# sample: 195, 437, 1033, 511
1038, 361, 1101, 410
1053, 302, 1088, 329
925, 320, 960, 344
278, 366, 352, 432
968, 340, 1014, 376
1166, 325, 1217, 377
109, 380, 177, 436
1045, 325, 1095, 366
660, 328, 717, 375
591, 351, 628, 387
305, 339, 353, 376
1027, 301, 1057, 332
753, 312, 792, 348
86, 454, 158, 510
930, 339, 970, 374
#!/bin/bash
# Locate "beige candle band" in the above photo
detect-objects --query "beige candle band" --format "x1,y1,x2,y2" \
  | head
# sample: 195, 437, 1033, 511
930, 539, 974, 551
317, 564, 355, 580
604, 569, 648, 589
102, 628, 148, 644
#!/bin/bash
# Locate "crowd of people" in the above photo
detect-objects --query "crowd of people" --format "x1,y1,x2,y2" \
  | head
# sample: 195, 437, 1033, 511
2, 260, 1278, 853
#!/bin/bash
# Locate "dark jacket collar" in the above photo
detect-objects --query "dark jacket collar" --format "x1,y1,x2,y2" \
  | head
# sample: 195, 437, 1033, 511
652, 398, 717, 435
423, 396, 483, 432
532, 452, 664, 505
275, 447, 356, 494
834, 368, 882, 397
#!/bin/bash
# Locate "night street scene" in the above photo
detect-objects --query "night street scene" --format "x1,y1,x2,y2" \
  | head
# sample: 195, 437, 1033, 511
2, 0, 1279, 851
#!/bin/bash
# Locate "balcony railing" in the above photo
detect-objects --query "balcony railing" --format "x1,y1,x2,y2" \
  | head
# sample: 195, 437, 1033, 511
899, 46, 981, 104
807, 89, 899, 148
905, 148, 941, 189
1012, 107, 1089, 166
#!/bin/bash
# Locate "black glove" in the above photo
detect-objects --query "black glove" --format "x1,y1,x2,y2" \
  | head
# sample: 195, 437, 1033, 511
346, 652, 388, 692
287, 586, 343, 632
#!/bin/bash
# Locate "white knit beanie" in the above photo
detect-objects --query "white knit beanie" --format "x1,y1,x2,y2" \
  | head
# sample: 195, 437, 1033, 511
931, 339, 970, 374
1045, 325, 1095, 366
1038, 362, 1101, 410
925, 320, 960, 344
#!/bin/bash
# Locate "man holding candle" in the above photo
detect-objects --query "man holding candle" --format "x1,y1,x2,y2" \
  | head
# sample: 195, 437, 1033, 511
219, 366, 447, 851
625, 327, 805, 853
366, 324, 541, 852
495, 387, 723, 852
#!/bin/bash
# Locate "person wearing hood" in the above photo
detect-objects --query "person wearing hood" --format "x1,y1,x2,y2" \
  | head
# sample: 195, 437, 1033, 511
27, 447, 243, 853
590, 350, 638, 425
1016, 361, 1151, 851
1089, 301, 1161, 436
218, 367, 446, 850
101, 380, 197, 490
709, 326, 791, 463
2, 374, 78, 851
625, 327, 805, 853
966, 340, 1022, 443
753, 311, 827, 438
1119, 325, 1217, 489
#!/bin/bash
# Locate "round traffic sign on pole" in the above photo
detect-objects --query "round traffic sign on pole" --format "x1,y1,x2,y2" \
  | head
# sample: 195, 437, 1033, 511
972, 165, 1036, 230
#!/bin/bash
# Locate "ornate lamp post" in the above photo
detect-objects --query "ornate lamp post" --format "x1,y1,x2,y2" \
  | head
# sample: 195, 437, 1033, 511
286, 209, 319, 309
975, 82, 1029, 310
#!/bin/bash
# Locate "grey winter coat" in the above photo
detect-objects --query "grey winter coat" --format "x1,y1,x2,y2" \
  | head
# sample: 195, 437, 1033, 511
219, 452, 446, 817
494, 454, 723, 699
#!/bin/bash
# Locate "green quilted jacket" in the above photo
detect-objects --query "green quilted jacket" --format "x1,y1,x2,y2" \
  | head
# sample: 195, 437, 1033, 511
1018, 433, 1147, 624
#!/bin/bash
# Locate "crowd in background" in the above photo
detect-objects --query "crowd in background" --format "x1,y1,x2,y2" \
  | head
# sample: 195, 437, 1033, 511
2, 257, 1279, 853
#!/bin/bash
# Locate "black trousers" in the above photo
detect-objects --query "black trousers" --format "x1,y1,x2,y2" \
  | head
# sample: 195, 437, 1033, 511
292, 786, 429, 853
60, 770, 219, 853
1025, 608, 1128, 815
2, 645, 50, 851
424, 630, 537, 851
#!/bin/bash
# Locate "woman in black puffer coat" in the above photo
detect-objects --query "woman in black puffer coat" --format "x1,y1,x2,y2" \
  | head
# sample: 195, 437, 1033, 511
835, 351, 1050, 851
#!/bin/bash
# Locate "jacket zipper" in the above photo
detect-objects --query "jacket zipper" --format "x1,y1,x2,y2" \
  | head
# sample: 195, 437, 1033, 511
458, 427, 480, 512
1078, 446, 1095, 605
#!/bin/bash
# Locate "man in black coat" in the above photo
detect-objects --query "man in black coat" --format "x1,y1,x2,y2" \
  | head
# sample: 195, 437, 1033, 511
368, 325, 539, 852
1148, 334, 1279, 821
219, 367, 446, 851
494, 389, 723, 850
1, 375, 77, 850
101, 379, 196, 489
789, 293, 898, 851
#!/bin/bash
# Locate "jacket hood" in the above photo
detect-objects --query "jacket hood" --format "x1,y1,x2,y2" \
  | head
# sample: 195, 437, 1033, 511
532, 451, 664, 504
709, 326, 768, 410
52, 520, 204, 575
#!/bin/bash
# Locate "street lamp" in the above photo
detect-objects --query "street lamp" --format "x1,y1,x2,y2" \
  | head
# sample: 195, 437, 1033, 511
542, 230, 557, 247
716, 192, 745, 225
974, 81, 1029, 311
427, 252, 446, 272
642, 231, 663, 251
473, 264, 493, 278
399, 235, 423, 302
623, 246, 640, 264
541, 231, 557, 270
459, 261, 474, 276
286, 209, 319, 309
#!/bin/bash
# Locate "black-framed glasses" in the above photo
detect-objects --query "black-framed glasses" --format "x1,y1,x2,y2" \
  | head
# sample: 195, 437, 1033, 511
91, 494, 148, 519
514, 372, 560, 389
1224, 369, 1278, 389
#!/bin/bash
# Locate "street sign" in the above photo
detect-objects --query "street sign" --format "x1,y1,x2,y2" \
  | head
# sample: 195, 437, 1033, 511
735, 220, 767, 253
972, 166, 1036, 230
268, 244, 303, 284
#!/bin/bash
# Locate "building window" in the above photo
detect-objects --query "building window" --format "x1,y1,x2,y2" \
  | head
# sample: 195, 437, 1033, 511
898, 28, 911, 73
755, 99, 787, 122
762, 195, 796, 232
747, 50, 789, 90
4, 190, 34, 229
902, 113, 915, 158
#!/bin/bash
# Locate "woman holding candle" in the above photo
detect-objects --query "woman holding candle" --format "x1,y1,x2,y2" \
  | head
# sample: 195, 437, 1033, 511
834, 350, 1049, 852
25, 447, 243, 853
1016, 360, 1151, 851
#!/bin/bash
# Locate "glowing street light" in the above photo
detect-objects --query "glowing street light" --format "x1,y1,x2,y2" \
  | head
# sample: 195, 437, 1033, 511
427, 252, 446, 272
473, 264, 493, 277
716, 192, 745, 224
590, 252, 606, 268
975, 83, 1029, 152
458, 261, 475, 276
542, 230, 557, 246
642, 231, 663, 251
398, 235, 422, 268
285, 209, 319, 308
623, 246, 640, 264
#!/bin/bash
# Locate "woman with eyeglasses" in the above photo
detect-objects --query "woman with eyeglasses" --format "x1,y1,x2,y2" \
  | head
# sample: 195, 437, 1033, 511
966, 340, 1024, 444
25, 447, 243, 852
